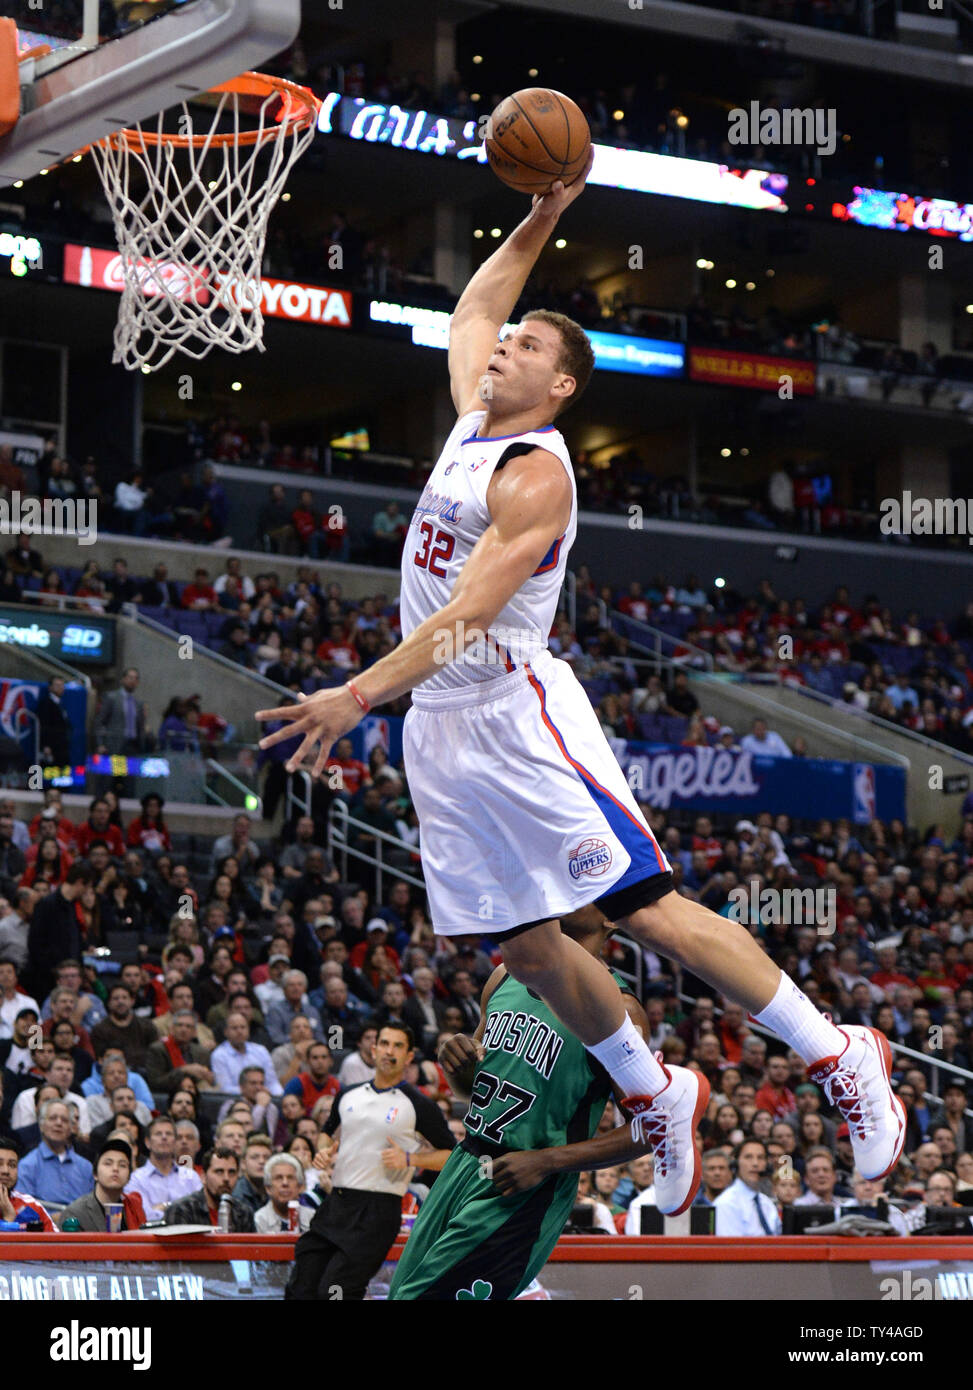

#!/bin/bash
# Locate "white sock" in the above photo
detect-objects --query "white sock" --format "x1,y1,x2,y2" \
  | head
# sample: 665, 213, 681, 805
753, 974, 845, 1065
587, 1015, 668, 1097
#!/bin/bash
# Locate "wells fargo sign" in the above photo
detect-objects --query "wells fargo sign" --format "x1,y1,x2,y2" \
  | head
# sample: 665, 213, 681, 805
688, 347, 816, 395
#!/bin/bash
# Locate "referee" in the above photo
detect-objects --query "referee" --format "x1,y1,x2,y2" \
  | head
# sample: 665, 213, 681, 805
285, 1021, 455, 1300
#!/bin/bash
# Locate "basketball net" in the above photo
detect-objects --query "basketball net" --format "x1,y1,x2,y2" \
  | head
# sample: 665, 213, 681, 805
86, 74, 320, 372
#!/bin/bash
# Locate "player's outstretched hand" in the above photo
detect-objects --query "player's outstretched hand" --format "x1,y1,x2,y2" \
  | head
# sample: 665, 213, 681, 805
256, 685, 362, 778
530, 144, 595, 220
439, 1033, 484, 1075
490, 1151, 553, 1196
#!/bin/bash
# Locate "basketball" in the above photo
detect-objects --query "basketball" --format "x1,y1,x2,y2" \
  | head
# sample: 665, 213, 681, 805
485, 88, 591, 196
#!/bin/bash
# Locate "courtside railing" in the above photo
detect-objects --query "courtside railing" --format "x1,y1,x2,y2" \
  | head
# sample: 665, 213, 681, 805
328, 799, 425, 901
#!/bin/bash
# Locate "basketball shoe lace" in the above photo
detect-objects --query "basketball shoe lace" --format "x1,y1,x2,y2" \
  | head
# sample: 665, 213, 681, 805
628, 1055, 679, 1176
813, 1012, 878, 1144
822, 1066, 876, 1143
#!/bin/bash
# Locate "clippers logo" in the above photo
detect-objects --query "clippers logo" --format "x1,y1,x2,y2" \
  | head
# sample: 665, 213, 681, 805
444, 458, 460, 475
568, 838, 613, 880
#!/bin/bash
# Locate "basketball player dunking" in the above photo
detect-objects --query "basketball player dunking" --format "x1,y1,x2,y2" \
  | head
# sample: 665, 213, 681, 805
257, 151, 904, 1212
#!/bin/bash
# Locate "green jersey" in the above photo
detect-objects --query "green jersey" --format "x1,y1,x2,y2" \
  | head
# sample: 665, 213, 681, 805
389, 968, 633, 1300
462, 970, 623, 1153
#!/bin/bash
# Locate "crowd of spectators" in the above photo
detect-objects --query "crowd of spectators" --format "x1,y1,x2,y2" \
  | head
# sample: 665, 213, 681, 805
269, 47, 907, 186
570, 570, 973, 760
1, 553, 973, 1244
2, 770, 973, 1241
8, 515, 973, 772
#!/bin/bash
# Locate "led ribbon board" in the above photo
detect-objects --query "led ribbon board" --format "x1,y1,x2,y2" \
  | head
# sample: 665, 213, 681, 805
317, 93, 789, 214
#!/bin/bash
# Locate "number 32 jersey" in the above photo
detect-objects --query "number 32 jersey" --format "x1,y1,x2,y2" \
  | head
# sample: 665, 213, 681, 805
399, 409, 577, 696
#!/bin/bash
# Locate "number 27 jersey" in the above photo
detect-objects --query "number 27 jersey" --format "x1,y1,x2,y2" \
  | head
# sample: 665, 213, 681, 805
398, 408, 577, 695
463, 970, 622, 1154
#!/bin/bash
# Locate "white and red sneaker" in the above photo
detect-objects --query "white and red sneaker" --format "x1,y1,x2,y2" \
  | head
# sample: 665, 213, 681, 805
624, 1062, 710, 1216
808, 1025, 905, 1180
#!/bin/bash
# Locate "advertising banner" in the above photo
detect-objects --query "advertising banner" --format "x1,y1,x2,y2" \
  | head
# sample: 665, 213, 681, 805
0, 430, 47, 469
832, 187, 973, 242
0, 1260, 287, 1301
63, 245, 352, 329
1, 1245, 967, 1301
317, 93, 789, 213
0, 607, 114, 665
612, 741, 905, 823
369, 300, 684, 376
688, 346, 816, 394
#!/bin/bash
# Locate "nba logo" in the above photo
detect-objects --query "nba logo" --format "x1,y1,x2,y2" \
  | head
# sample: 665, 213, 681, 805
362, 718, 390, 758
852, 763, 876, 824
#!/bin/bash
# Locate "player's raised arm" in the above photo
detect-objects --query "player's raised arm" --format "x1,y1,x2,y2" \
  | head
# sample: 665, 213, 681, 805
255, 447, 572, 775
448, 147, 594, 415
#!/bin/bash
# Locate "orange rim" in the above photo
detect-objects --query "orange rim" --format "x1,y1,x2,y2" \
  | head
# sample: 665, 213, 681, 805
87, 72, 321, 154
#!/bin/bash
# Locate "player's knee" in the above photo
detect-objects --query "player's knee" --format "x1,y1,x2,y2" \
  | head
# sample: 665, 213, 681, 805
500, 924, 560, 984
500, 942, 544, 985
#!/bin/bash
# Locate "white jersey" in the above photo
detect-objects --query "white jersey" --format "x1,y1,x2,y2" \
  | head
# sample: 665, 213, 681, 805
324, 1081, 455, 1196
399, 409, 576, 694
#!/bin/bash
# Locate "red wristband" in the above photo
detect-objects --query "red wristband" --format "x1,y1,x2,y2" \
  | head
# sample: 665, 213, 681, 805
346, 680, 370, 714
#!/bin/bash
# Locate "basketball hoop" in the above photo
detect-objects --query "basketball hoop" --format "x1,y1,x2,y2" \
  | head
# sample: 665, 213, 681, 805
84, 73, 321, 372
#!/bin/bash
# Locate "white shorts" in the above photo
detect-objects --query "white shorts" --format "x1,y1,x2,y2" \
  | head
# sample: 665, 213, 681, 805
403, 648, 671, 937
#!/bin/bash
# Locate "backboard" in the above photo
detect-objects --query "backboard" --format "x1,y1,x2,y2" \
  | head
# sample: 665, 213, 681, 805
0, 0, 302, 187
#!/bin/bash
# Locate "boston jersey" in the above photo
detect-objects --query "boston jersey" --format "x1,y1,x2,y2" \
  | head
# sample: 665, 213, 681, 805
399, 408, 577, 694
462, 970, 625, 1155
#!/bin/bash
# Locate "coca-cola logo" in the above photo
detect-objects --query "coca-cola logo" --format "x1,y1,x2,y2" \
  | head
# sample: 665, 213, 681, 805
63, 246, 351, 327
103, 253, 209, 304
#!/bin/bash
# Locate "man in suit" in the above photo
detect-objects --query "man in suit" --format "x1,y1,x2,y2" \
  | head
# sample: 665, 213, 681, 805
5, 537, 44, 578
402, 966, 446, 1058
94, 667, 147, 756
25, 864, 93, 999
104, 558, 143, 612
0, 815, 25, 902
446, 969, 481, 1033
140, 563, 177, 608
37, 676, 73, 767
